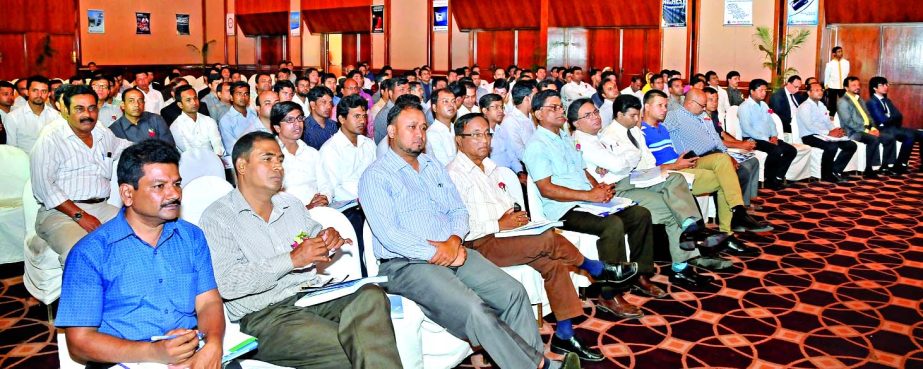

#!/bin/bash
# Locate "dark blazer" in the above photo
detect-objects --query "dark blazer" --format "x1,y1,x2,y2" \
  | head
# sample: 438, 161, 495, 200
768, 88, 807, 131
866, 94, 903, 129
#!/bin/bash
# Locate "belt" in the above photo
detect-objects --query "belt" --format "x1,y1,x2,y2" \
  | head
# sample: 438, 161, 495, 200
74, 197, 108, 204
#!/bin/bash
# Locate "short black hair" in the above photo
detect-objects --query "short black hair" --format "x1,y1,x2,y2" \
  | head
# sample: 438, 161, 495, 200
613, 94, 642, 117
869, 76, 888, 92
207, 73, 222, 84
0, 80, 14, 90
173, 85, 195, 101
26, 75, 50, 90
89, 75, 109, 86
273, 79, 295, 93
216, 81, 230, 94
232, 131, 277, 169
630, 75, 643, 83
566, 98, 593, 124
447, 82, 466, 98
255, 72, 272, 82
269, 101, 304, 134
703, 87, 718, 95
650, 75, 664, 83
493, 78, 509, 91
643, 89, 668, 105
726, 71, 740, 81
336, 94, 369, 119
787, 75, 802, 84
843, 76, 860, 88
389, 77, 409, 92
387, 95, 424, 126
531, 89, 560, 112
307, 86, 334, 102
117, 139, 182, 189
749, 79, 769, 92
454, 112, 486, 134
668, 77, 683, 88
121, 87, 144, 103
379, 78, 394, 92
63, 84, 98, 110
832, 46, 842, 53
230, 81, 250, 94
478, 93, 503, 110
511, 80, 536, 106
704, 71, 718, 81
430, 88, 455, 105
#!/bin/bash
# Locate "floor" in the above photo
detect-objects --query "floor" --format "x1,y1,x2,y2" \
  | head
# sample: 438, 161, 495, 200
2, 161, 921, 369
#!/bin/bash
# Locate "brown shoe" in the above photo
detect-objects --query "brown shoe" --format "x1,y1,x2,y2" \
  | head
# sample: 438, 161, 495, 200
631, 282, 668, 299
596, 298, 644, 319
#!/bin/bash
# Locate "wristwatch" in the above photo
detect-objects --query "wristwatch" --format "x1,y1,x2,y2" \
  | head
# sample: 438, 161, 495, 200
72, 211, 84, 222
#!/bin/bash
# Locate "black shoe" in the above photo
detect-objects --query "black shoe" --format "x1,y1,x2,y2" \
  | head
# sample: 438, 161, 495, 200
764, 180, 785, 190
731, 207, 774, 233
669, 267, 715, 289
550, 334, 604, 362
679, 228, 729, 251
863, 169, 880, 179
880, 167, 898, 177
595, 262, 639, 284
722, 235, 761, 256
821, 174, 846, 183
894, 165, 909, 175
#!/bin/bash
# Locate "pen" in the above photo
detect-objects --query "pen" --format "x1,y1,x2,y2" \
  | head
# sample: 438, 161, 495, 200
151, 331, 205, 342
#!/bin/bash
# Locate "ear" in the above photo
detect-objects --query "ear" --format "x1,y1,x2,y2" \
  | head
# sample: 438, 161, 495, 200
387, 124, 396, 139
119, 183, 134, 207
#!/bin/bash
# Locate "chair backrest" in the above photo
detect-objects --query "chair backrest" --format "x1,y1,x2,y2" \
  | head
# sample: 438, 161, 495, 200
770, 113, 789, 141
22, 180, 39, 242
790, 114, 803, 144
362, 221, 379, 276
724, 105, 742, 140
180, 176, 233, 226
0, 146, 30, 201
179, 149, 226, 187
308, 207, 361, 281
524, 175, 548, 222
832, 113, 840, 128
107, 158, 123, 207
494, 166, 524, 206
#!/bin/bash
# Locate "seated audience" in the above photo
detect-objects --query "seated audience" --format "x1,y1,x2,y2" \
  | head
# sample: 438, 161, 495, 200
797, 83, 858, 183
866, 76, 922, 173
373, 77, 409, 144
768, 75, 806, 134
201, 131, 402, 368
89, 75, 122, 127
492, 81, 537, 180
425, 88, 458, 165
111, 88, 174, 145
701, 87, 761, 207
269, 101, 332, 208
30, 85, 131, 263
170, 85, 225, 157
56, 140, 225, 369
301, 86, 338, 150
725, 71, 744, 106
836, 76, 898, 178
738, 79, 797, 190
219, 81, 264, 157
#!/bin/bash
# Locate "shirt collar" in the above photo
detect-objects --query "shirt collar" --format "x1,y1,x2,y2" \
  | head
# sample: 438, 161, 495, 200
228, 188, 292, 221
535, 125, 566, 141
453, 151, 497, 175
105, 207, 180, 247
380, 146, 435, 173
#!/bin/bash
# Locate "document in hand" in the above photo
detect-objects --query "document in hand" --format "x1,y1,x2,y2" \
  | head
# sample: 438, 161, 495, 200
574, 197, 635, 217
330, 199, 359, 212
495, 220, 564, 238
295, 276, 389, 307
817, 135, 851, 142
629, 167, 666, 188
113, 331, 259, 368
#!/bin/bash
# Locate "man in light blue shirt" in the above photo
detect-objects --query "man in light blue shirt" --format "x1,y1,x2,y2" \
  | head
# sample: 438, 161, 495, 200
219, 81, 265, 159
359, 98, 580, 369
797, 82, 857, 182
492, 81, 537, 178
738, 79, 796, 190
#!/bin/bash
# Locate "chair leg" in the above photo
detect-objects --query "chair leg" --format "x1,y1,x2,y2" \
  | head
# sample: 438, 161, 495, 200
46, 303, 54, 325
536, 304, 543, 328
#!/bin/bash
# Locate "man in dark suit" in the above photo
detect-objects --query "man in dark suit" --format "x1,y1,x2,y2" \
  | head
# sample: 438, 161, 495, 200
837, 76, 898, 178
867, 76, 922, 173
768, 75, 807, 133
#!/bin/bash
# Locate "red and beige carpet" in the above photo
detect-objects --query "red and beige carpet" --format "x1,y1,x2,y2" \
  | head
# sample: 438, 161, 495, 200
2, 166, 921, 369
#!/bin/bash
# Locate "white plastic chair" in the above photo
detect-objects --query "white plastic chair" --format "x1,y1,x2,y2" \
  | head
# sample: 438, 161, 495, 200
771, 113, 814, 181
308, 206, 361, 281
362, 223, 473, 369
179, 149, 226, 188
0, 145, 30, 264
22, 180, 63, 307
179, 176, 234, 225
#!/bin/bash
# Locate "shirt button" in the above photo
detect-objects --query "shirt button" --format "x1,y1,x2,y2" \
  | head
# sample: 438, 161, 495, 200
163, 309, 169, 314
158, 278, 163, 283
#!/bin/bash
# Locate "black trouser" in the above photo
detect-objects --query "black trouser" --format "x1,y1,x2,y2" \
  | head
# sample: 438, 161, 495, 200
559, 206, 655, 274
825, 88, 845, 115
801, 135, 858, 177
880, 126, 923, 167
850, 132, 897, 170
752, 139, 797, 182
341, 206, 367, 277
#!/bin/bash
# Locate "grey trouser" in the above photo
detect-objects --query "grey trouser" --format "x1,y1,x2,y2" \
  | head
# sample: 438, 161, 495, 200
737, 157, 760, 206
378, 249, 543, 369
615, 172, 701, 263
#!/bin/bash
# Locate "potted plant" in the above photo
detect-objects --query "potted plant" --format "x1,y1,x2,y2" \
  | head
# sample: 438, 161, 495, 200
754, 26, 811, 89
187, 40, 217, 72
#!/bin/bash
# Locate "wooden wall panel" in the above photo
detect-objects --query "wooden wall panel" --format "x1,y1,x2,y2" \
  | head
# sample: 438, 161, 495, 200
359, 33, 371, 64
516, 30, 540, 69
587, 29, 620, 72
302, 7, 371, 34
258, 36, 284, 67
237, 0, 289, 14
825, 0, 923, 24
475, 30, 516, 74
0, 0, 28, 33
550, 0, 659, 28
880, 26, 923, 84
887, 85, 923, 130
453, 0, 539, 31
834, 26, 880, 92
342, 34, 358, 66
0, 35, 27, 80
237, 13, 289, 36
620, 28, 661, 88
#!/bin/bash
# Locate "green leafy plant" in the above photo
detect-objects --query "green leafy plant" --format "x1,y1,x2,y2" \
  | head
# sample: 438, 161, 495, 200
186, 39, 217, 71
754, 26, 811, 89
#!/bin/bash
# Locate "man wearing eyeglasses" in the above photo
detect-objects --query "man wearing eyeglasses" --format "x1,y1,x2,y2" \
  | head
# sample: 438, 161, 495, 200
90, 76, 122, 127
425, 88, 458, 166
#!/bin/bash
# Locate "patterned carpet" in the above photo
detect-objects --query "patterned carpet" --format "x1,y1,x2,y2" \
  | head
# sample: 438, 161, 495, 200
1, 164, 921, 369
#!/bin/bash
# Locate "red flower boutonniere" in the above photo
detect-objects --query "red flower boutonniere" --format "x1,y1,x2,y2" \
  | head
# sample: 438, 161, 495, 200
575, 143, 582, 151
147, 128, 156, 138
767, 108, 774, 115
498, 182, 507, 191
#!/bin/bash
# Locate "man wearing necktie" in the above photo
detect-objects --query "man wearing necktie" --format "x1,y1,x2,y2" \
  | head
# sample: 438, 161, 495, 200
836, 76, 898, 178
768, 75, 807, 133
824, 47, 849, 115
866, 76, 923, 173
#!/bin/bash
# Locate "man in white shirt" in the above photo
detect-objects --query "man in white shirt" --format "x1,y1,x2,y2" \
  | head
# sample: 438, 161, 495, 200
292, 76, 311, 115
823, 46, 850, 114
133, 71, 165, 114
219, 82, 265, 160
478, 93, 505, 133
319, 94, 376, 276
456, 81, 480, 117
5, 75, 58, 152
705, 71, 731, 123
0, 81, 15, 134
619, 75, 644, 102
594, 79, 619, 130
797, 82, 857, 182
559, 67, 595, 109
11, 79, 29, 111
269, 101, 332, 209
170, 85, 225, 157
89, 76, 122, 128
425, 88, 458, 166
447, 113, 635, 360
30, 85, 131, 264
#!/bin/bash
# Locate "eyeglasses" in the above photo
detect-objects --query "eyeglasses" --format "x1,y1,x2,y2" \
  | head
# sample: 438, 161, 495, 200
689, 100, 706, 109
542, 104, 564, 112
282, 115, 306, 124
457, 131, 493, 140
577, 109, 600, 121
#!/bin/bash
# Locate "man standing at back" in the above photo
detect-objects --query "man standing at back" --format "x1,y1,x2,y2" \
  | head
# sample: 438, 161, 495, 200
824, 46, 849, 114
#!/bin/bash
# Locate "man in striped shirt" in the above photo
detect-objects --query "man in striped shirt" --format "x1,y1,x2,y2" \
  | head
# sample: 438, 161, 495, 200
30, 85, 132, 264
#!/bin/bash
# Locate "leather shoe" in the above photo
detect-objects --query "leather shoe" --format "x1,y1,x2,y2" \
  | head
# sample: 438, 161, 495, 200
669, 267, 715, 289
631, 282, 668, 298
596, 298, 644, 319
550, 334, 604, 362
722, 235, 760, 256
764, 180, 785, 190
863, 169, 880, 179
822, 173, 846, 183
595, 262, 639, 284
679, 227, 730, 251
731, 208, 774, 233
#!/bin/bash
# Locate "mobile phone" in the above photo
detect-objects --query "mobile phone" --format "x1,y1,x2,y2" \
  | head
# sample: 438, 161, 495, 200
513, 203, 522, 212
682, 151, 698, 159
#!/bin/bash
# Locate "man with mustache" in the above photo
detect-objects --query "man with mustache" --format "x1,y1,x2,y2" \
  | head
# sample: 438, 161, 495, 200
30, 85, 132, 265
56, 139, 226, 369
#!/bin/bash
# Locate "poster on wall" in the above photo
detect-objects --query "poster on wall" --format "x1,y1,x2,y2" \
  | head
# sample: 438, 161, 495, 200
787, 0, 818, 25
723, 0, 753, 26
371, 5, 384, 34
290, 11, 301, 36
88, 9, 105, 34
662, 0, 687, 27
136, 12, 151, 34
433, 0, 448, 32
226, 13, 235, 36
176, 14, 190, 35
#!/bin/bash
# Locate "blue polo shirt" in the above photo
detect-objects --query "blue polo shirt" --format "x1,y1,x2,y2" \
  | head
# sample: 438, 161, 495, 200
522, 126, 591, 221
641, 121, 680, 165
56, 209, 217, 341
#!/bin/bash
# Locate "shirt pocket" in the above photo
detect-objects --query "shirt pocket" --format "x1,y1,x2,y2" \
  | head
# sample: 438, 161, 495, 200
168, 272, 198, 314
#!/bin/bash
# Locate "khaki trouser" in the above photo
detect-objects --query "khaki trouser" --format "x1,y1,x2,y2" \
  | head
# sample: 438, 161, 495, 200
682, 153, 744, 234
36, 202, 119, 265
